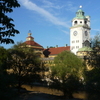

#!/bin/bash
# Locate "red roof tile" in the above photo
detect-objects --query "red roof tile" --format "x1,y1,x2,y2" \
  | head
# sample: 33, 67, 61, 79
43, 46, 70, 56
25, 41, 43, 47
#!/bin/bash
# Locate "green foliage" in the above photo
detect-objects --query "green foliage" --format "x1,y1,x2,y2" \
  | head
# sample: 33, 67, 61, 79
86, 34, 100, 68
0, 46, 8, 71
0, 0, 20, 44
84, 34, 100, 99
50, 51, 85, 98
8, 43, 44, 92
84, 68, 100, 100
52, 51, 84, 77
0, 47, 17, 100
91, 33, 100, 48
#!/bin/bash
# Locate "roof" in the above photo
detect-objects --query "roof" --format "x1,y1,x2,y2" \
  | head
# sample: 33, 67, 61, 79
73, 9, 86, 19
78, 47, 93, 52
43, 46, 70, 57
25, 41, 43, 48
25, 33, 43, 49
77, 9, 84, 13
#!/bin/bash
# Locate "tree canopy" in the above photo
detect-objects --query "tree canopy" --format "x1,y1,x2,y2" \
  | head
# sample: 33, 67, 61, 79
50, 51, 85, 98
85, 33, 100, 68
7, 43, 45, 92
84, 33, 100, 99
0, 46, 8, 72
0, 46, 16, 100
91, 33, 100, 48
52, 51, 84, 77
0, 0, 20, 44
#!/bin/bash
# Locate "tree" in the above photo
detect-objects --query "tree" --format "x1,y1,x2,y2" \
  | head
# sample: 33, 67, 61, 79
86, 33, 100, 68
91, 33, 100, 48
49, 51, 85, 99
0, 0, 20, 44
0, 46, 8, 72
8, 43, 44, 92
84, 33, 100, 99
84, 68, 100, 100
0, 46, 16, 100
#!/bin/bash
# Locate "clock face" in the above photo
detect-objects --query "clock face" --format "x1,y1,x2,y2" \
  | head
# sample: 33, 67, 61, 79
73, 31, 77, 36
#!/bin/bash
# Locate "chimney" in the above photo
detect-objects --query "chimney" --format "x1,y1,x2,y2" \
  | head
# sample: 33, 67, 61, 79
56, 45, 58, 48
65, 44, 67, 47
46, 46, 49, 49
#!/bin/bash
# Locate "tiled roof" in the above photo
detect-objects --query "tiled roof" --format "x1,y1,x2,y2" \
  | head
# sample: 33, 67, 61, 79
43, 46, 70, 57
25, 41, 43, 47
24, 33, 44, 50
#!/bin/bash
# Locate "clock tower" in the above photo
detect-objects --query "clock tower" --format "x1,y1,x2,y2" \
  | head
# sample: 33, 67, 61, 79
70, 6, 91, 55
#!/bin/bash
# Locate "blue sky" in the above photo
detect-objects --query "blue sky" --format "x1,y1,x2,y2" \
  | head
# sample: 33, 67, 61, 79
1, 0, 100, 49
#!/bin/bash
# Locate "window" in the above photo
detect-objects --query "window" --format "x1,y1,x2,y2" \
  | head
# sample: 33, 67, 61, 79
76, 46, 79, 49
80, 21, 82, 23
76, 40, 79, 43
85, 31, 88, 36
72, 41, 75, 43
74, 21, 77, 25
84, 21, 87, 24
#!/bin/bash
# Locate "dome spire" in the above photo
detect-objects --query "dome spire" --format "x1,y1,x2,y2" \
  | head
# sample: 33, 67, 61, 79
28, 30, 32, 36
26, 30, 34, 41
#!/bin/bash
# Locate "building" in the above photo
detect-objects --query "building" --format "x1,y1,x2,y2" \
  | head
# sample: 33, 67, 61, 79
23, 7, 92, 64
70, 6, 91, 55
43, 46, 70, 58
42, 46, 70, 65
23, 32, 44, 57
42, 7, 92, 69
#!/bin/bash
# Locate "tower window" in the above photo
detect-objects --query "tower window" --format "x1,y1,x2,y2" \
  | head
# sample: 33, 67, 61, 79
85, 31, 88, 36
72, 41, 75, 43
76, 40, 79, 43
74, 21, 77, 25
80, 21, 82, 24
84, 21, 87, 24
76, 46, 79, 49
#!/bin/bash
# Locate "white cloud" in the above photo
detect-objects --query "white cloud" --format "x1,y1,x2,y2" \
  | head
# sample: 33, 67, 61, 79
19, 0, 70, 28
92, 29, 100, 32
62, 30, 69, 34
52, 37, 62, 40
42, 0, 63, 9
66, 1, 77, 12
42, 0, 53, 7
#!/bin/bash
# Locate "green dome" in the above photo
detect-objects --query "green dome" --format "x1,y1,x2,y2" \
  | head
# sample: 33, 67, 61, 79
78, 47, 93, 52
77, 9, 83, 12
73, 9, 86, 19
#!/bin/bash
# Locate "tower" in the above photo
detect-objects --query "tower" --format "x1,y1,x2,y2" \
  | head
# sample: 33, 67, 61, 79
70, 6, 91, 55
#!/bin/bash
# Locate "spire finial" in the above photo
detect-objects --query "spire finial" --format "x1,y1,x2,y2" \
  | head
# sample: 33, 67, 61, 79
29, 30, 31, 33
79, 5, 82, 9
28, 30, 32, 36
